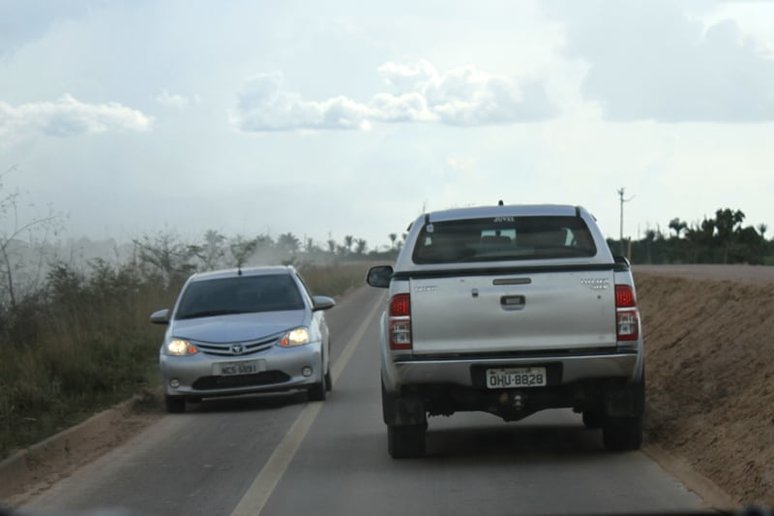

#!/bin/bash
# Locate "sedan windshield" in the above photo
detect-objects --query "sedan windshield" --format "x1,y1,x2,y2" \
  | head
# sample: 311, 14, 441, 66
175, 274, 304, 320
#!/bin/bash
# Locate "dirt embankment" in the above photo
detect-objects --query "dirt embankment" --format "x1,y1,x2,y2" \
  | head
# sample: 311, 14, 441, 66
636, 272, 774, 506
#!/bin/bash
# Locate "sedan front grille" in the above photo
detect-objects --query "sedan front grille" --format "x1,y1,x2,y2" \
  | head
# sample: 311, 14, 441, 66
192, 371, 291, 390
196, 335, 278, 357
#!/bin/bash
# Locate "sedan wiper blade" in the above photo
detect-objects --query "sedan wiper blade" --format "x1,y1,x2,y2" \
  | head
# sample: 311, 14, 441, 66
176, 309, 249, 320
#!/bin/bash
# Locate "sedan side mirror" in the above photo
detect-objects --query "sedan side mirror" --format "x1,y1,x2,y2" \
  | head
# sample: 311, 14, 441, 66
150, 309, 170, 325
366, 265, 393, 288
312, 296, 336, 311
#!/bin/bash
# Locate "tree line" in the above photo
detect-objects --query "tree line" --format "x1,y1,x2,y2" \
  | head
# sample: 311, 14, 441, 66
609, 208, 773, 265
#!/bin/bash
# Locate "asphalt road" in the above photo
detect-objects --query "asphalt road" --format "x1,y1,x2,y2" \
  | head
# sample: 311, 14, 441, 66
24, 285, 703, 516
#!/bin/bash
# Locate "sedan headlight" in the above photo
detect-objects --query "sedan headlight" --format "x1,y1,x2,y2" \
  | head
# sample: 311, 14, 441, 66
165, 338, 198, 356
278, 327, 310, 347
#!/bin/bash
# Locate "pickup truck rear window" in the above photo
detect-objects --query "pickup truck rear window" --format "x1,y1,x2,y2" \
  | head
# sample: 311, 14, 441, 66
411, 216, 597, 264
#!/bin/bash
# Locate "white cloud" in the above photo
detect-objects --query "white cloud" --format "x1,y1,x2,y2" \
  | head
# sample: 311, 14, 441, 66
0, 94, 152, 146
155, 90, 200, 109
234, 61, 556, 132
234, 73, 371, 131
378, 60, 556, 125
545, 0, 774, 122
446, 157, 476, 172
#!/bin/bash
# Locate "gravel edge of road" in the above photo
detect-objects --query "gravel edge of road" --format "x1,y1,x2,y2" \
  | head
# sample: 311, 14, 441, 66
0, 392, 161, 508
643, 444, 737, 510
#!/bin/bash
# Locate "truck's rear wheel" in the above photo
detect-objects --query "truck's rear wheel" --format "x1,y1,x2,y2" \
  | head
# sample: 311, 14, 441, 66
387, 424, 426, 459
602, 416, 643, 451
582, 410, 603, 429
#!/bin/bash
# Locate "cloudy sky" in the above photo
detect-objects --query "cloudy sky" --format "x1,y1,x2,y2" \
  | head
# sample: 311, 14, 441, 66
2, 0, 774, 249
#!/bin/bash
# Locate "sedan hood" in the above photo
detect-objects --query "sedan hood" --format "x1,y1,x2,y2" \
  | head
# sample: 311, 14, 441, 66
171, 311, 307, 343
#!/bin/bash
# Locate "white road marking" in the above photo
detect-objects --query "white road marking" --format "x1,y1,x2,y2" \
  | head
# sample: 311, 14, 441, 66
230, 295, 384, 516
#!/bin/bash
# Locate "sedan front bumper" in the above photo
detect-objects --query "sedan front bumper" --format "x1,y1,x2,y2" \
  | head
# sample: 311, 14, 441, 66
160, 342, 323, 398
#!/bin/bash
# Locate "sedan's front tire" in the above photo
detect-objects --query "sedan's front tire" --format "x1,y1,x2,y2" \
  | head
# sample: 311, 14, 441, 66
324, 367, 332, 392
307, 364, 327, 401
164, 396, 186, 414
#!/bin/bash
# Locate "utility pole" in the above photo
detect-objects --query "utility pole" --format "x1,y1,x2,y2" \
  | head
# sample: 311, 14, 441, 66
617, 187, 634, 257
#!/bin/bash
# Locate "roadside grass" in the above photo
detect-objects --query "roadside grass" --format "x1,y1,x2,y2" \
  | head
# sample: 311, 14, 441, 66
0, 260, 368, 460
298, 261, 373, 299
0, 265, 175, 459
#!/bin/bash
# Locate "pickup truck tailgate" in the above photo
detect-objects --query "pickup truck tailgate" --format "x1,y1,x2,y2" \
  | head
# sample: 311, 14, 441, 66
409, 270, 617, 354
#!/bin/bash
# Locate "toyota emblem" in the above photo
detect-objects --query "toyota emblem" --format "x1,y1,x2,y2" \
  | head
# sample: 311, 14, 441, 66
231, 344, 244, 355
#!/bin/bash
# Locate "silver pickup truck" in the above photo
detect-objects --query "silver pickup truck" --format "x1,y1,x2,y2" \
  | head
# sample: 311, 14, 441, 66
367, 204, 644, 458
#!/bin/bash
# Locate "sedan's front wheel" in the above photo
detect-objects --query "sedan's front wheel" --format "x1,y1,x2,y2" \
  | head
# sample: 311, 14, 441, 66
324, 367, 332, 392
164, 396, 186, 414
307, 362, 327, 402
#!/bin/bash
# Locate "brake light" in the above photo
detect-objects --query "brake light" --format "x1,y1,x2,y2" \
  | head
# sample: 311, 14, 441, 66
615, 284, 639, 341
390, 294, 410, 317
615, 285, 636, 307
389, 293, 412, 350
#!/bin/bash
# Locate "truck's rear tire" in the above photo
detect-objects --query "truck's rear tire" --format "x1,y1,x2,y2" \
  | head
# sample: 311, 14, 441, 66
582, 410, 603, 429
602, 416, 643, 451
387, 424, 426, 459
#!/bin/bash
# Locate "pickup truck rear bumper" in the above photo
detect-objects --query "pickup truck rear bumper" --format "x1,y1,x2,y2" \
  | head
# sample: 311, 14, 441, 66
384, 350, 642, 392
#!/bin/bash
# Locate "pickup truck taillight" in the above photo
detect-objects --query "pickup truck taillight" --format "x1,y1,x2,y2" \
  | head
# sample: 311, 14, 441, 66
615, 284, 639, 341
389, 293, 412, 350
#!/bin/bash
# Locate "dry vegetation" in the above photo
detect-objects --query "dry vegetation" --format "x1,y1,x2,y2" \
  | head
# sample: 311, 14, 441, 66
0, 250, 372, 460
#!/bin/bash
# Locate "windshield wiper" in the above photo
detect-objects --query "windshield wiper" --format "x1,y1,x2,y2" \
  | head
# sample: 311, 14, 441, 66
176, 309, 250, 320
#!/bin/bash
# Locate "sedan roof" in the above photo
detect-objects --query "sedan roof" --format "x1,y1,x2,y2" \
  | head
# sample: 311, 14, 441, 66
190, 265, 294, 282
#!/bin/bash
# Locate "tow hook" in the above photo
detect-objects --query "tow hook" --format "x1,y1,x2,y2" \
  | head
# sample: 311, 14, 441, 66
498, 391, 525, 410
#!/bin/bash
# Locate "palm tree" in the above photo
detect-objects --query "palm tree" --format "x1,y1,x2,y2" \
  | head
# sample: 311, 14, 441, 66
277, 232, 300, 254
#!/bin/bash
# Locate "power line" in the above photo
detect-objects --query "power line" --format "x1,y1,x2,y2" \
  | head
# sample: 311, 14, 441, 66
617, 187, 634, 256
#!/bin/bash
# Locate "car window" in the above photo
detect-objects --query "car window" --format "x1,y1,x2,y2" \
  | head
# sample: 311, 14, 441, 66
175, 274, 304, 319
412, 216, 596, 264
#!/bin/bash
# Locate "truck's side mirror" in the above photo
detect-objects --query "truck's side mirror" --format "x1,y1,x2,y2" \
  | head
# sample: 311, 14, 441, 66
366, 265, 394, 288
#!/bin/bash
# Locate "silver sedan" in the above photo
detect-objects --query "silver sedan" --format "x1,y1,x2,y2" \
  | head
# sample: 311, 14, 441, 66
150, 266, 335, 413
